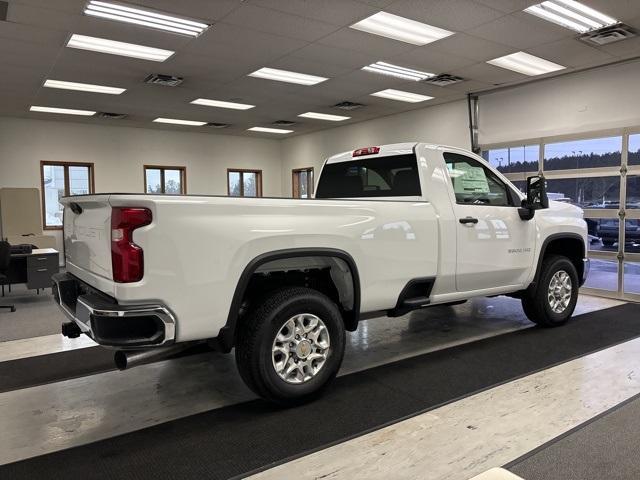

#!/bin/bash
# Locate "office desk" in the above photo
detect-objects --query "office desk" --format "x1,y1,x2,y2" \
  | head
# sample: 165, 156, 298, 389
4, 248, 60, 294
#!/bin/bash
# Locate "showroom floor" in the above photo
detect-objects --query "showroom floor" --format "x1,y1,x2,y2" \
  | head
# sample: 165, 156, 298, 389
1, 289, 636, 479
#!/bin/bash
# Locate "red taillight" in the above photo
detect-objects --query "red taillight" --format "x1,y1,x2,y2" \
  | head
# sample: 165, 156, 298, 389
353, 146, 380, 157
111, 207, 152, 283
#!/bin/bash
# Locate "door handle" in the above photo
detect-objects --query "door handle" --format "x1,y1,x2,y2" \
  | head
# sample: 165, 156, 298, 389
459, 216, 479, 225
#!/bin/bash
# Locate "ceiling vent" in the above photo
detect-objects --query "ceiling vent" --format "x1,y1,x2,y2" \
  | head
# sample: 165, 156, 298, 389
272, 120, 296, 127
97, 112, 128, 119
579, 24, 636, 46
0, 1, 8, 21
333, 101, 365, 111
206, 122, 230, 129
423, 74, 465, 86
144, 74, 184, 87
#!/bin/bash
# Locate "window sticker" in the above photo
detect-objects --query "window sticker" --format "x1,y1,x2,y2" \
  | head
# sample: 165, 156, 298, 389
450, 162, 490, 194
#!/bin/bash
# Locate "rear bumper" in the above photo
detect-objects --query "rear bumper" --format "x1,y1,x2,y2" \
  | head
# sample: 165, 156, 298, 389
52, 272, 176, 347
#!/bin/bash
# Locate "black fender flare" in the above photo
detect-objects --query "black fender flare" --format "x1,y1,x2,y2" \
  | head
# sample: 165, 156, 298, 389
530, 232, 586, 289
216, 247, 361, 352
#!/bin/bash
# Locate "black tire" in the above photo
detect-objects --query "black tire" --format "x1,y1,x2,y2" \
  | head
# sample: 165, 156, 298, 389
521, 255, 579, 327
601, 239, 615, 247
235, 287, 345, 405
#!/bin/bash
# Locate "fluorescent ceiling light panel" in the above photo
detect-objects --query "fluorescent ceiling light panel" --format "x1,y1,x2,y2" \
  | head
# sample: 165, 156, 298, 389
84, 1, 209, 37
524, 0, 618, 33
248, 127, 293, 134
362, 61, 434, 81
298, 112, 350, 122
350, 11, 454, 46
248, 67, 328, 86
370, 89, 433, 103
487, 51, 565, 76
30, 106, 96, 116
43, 79, 125, 95
66, 34, 174, 62
191, 98, 255, 110
153, 118, 206, 126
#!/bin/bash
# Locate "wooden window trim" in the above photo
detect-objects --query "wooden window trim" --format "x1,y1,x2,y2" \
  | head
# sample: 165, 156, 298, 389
40, 161, 95, 230
292, 167, 314, 198
143, 165, 187, 194
227, 169, 263, 197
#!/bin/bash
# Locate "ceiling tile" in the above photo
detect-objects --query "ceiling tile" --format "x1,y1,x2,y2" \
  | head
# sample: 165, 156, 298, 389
471, 0, 539, 14
528, 38, 615, 68
289, 43, 377, 70
429, 33, 514, 62
221, 4, 339, 42
450, 61, 528, 85
467, 11, 572, 49
318, 27, 420, 57
594, 35, 640, 58
393, 47, 478, 73
180, 22, 309, 68
269, 55, 356, 78
249, 0, 377, 26
386, 0, 504, 31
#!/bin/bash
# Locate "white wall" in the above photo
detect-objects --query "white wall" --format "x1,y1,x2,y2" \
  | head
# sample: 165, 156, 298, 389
479, 59, 640, 146
280, 100, 471, 194
0, 116, 283, 251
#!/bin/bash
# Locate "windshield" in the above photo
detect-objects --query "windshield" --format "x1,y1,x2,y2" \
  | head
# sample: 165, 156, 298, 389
315, 154, 421, 198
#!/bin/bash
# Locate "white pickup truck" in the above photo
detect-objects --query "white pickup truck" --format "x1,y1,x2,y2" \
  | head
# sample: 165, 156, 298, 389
54, 142, 589, 404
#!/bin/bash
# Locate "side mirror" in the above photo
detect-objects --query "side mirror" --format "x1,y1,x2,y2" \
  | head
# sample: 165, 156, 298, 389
518, 175, 549, 220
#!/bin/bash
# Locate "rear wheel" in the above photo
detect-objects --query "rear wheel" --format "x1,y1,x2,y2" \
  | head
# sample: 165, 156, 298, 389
522, 255, 578, 327
235, 287, 345, 405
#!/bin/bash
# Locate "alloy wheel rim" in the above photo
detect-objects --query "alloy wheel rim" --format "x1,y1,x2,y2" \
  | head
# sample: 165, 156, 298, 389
548, 270, 572, 314
271, 313, 330, 384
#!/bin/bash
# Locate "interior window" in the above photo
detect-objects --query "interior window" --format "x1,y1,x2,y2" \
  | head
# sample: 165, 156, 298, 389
444, 152, 512, 207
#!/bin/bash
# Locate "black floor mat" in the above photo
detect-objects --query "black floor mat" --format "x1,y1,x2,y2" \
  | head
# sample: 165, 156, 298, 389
508, 392, 640, 480
3, 303, 640, 480
0, 347, 115, 393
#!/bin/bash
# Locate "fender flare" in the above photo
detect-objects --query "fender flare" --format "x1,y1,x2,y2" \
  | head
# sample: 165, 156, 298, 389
216, 248, 361, 352
531, 232, 586, 289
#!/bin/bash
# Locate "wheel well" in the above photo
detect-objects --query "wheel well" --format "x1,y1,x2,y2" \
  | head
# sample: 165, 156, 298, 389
217, 251, 360, 352
539, 236, 585, 283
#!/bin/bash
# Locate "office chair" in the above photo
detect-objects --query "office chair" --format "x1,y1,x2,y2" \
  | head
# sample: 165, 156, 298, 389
0, 241, 16, 312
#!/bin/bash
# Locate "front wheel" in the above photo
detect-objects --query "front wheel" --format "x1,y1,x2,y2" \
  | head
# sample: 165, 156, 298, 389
522, 255, 579, 327
235, 287, 345, 405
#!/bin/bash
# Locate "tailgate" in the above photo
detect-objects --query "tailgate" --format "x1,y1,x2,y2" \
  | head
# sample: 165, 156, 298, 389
61, 195, 113, 281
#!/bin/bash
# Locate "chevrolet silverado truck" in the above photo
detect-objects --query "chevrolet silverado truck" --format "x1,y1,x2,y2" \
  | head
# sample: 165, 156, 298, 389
53, 142, 589, 404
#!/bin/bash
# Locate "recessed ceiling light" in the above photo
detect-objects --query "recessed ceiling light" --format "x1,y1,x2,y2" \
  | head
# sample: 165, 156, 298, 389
350, 11, 454, 46
487, 51, 565, 76
153, 118, 206, 126
370, 89, 434, 103
30, 106, 96, 116
84, 1, 209, 37
298, 112, 350, 122
43, 79, 126, 95
525, 0, 617, 33
66, 34, 174, 62
248, 127, 293, 134
191, 98, 255, 110
362, 61, 434, 81
248, 67, 328, 86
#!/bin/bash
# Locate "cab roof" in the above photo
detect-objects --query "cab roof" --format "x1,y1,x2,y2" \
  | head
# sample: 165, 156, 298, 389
324, 142, 445, 164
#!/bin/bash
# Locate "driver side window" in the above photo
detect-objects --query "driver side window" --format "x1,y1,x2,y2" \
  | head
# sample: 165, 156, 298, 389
444, 152, 512, 207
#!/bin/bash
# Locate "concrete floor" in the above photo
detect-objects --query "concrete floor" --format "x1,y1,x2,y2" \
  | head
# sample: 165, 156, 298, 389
0, 293, 623, 466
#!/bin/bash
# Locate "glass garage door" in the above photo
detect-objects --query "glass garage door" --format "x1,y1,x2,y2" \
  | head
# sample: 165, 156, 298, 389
483, 131, 640, 302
